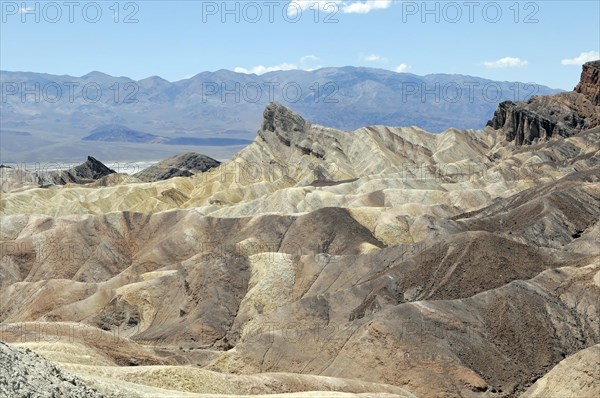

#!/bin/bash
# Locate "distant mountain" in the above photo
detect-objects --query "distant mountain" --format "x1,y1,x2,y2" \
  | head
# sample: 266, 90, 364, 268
0, 67, 562, 162
164, 137, 253, 146
83, 125, 169, 143
1, 67, 562, 134
82, 124, 253, 146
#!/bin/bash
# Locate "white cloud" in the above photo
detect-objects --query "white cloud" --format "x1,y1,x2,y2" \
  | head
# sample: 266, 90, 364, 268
342, 0, 392, 14
300, 55, 319, 63
234, 63, 298, 75
299, 55, 321, 71
235, 55, 323, 75
483, 57, 528, 69
363, 54, 388, 63
286, 0, 391, 16
394, 64, 411, 73
561, 51, 600, 65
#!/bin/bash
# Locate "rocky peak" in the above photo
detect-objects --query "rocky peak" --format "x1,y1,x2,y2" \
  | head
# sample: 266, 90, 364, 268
33, 156, 115, 186
260, 102, 310, 146
487, 60, 600, 145
575, 60, 600, 105
257, 103, 331, 160
134, 152, 220, 182
74, 156, 116, 180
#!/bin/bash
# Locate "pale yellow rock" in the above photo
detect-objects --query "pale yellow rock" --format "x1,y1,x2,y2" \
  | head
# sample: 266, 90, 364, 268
521, 345, 600, 398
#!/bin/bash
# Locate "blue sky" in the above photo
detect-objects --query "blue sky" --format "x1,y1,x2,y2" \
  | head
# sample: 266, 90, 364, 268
1, 0, 598, 89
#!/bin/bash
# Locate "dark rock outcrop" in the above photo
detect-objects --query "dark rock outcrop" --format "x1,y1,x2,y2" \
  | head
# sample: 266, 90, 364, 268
258, 102, 332, 159
488, 60, 600, 145
575, 60, 600, 105
37, 156, 116, 186
134, 152, 220, 182
1, 157, 118, 192
71, 156, 117, 181
260, 102, 310, 145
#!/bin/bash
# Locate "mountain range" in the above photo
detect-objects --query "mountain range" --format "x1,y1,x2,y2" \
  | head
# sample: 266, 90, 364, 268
0, 67, 561, 163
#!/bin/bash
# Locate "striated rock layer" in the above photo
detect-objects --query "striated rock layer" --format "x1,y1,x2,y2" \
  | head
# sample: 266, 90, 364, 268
1, 64, 599, 397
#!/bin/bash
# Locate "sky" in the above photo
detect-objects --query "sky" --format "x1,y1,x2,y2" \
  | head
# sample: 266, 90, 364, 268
1, 0, 599, 89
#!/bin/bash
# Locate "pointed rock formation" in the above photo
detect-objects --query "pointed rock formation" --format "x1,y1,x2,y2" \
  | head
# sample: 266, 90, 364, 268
1, 156, 116, 192
257, 102, 328, 159
72, 156, 117, 181
134, 152, 220, 182
36, 156, 116, 186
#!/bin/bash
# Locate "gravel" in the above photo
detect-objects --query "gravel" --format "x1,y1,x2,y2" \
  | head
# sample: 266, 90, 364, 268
0, 341, 105, 398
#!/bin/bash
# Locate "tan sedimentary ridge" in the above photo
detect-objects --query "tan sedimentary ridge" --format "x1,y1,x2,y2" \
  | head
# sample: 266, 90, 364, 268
1, 69, 600, 396
2, 104, 599, 218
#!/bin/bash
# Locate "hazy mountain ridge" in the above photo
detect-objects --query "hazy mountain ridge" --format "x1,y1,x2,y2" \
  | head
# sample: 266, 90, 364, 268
1, 67, 561, 134
82, 124, 253, 146
83, 125, 170, 144
1, 67, 562, 163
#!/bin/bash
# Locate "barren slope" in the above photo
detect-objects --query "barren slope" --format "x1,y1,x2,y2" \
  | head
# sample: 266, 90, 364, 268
1, 62, 599, 398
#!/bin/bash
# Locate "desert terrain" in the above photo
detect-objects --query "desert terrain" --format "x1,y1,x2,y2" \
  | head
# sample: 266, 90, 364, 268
1, 61, 599, 398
